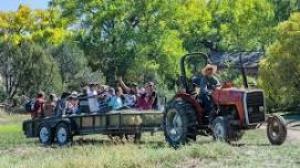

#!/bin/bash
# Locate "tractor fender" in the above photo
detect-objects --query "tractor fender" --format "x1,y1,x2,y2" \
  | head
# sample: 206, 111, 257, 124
175, 93, 205, 123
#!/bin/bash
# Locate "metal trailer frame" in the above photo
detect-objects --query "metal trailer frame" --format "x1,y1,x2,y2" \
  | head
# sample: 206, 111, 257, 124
23, 111, 163, 145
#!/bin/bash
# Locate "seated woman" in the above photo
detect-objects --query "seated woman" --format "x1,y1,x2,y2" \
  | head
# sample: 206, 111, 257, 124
65, 94, 79, 115
107, 87, 124, 110
136, 82, 157, 110
44, 94, 57, 117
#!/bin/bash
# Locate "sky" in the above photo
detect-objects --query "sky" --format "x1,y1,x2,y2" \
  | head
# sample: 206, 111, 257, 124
0, 0, 50, 11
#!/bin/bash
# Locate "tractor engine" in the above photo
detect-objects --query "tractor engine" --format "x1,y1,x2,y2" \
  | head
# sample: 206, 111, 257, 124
212, 88, 266, 128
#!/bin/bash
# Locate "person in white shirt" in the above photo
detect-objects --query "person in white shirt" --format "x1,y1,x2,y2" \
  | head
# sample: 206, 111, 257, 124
86, 82, 100, 113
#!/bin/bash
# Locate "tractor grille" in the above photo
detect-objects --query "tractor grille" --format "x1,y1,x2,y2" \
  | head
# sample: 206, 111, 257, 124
246, 91, 265, 124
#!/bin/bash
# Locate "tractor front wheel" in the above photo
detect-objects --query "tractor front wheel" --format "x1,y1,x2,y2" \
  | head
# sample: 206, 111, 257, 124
267, 115, 287, 145
163, 100, 197, 148
212, 116, 230, 142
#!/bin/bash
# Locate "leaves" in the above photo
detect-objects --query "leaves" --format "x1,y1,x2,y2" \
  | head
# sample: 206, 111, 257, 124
259, 12, 300, 109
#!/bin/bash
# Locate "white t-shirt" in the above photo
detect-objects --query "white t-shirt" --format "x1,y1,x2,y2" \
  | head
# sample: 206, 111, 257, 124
87, 87, 100, 112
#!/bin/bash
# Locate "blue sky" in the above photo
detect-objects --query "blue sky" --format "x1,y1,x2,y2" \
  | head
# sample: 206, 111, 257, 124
0, 0, 50, 11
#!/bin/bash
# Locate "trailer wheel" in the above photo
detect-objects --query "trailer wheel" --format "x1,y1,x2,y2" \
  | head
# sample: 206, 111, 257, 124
38, 123, 53, 145
267, 115, 287, 145
134, 133, 142, 143
55, 122, 72, 146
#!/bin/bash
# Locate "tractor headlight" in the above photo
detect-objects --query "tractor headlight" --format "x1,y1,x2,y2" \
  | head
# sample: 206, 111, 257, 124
248, 107, 254, 114
259, 106, 264, 112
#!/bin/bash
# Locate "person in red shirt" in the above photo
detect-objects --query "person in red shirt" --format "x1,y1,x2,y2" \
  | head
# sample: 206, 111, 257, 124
31, 92, 45, 119
136, 82, 157, 110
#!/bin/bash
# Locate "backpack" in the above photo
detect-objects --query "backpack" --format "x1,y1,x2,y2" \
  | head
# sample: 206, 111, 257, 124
25, 100, 35, 112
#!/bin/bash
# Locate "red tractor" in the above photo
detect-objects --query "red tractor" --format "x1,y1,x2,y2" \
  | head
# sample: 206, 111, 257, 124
163, 52, 287, 148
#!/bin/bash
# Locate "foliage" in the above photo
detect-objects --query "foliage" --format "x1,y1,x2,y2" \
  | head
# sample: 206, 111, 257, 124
51, 42, 88, 89
259, 12, 300, 109
0, 0, 299, 110
0, 41, 62, 99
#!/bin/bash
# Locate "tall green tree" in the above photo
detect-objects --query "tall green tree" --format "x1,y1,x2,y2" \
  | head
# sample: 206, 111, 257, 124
53, 0, 185, 86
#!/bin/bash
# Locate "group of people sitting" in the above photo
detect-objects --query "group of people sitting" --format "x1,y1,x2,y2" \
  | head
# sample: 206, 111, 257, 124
28, 78, 158, 119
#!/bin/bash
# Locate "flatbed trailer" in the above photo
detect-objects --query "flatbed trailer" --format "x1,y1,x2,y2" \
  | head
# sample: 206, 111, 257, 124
23, 110, 163, 146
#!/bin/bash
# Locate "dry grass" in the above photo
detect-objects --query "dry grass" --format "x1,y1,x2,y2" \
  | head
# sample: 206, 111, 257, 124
0, 111, 300, 168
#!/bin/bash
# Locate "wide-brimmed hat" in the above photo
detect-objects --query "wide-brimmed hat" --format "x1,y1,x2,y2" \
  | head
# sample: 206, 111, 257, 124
201, 64, 217, 75
67, 94, 78, 100
88, 81, 99, 86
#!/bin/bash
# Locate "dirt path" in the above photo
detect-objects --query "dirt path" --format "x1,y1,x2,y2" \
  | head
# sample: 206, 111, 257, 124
286, 127, 300, 142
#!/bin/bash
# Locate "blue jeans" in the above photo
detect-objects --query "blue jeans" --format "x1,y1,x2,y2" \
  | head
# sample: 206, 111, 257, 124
200, 94, 215, 124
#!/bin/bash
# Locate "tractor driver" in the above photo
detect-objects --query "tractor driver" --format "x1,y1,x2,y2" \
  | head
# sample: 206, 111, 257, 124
193, 64, 220, 125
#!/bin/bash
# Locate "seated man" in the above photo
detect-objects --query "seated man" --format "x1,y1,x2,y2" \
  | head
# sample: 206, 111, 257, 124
193, 64, 220, 125
54, 92, 71, 116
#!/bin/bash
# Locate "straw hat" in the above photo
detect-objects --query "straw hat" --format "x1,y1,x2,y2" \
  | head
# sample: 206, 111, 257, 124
201, 64, 217, 75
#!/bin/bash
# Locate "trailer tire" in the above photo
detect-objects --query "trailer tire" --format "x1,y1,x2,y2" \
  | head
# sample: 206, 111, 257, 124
134, 133, 142, 143
38, 123, 53, 145
55, 122, 72, 146
267, 115, 287, 145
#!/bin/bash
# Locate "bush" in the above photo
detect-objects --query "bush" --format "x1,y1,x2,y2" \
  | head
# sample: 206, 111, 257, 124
259, 12, 300, 110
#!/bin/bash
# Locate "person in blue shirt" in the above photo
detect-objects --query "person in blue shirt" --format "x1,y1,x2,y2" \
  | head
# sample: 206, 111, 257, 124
108, 87, 123, 110
192, 64, 220, 125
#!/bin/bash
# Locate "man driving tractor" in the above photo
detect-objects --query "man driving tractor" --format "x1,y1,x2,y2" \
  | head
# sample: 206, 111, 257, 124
193, 64, 220, 126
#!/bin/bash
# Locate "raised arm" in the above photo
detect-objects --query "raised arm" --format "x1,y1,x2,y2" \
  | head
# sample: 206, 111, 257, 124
117, 77, 131, 93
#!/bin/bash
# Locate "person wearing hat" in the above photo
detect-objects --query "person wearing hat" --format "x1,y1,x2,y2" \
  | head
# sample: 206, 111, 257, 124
65, 94, 79, 115
194, 64, 220, 125
117, 77, 139, 95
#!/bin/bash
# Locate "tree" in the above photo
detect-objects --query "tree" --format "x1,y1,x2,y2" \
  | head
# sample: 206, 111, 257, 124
259, 12, 300, 110
0, 41, 62, 100
53, 0, 185, 86
51, 43, 88, 89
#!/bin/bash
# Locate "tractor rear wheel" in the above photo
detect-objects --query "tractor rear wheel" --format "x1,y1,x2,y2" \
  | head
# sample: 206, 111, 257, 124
163, 100, 197, 148
267, 115, 287, 145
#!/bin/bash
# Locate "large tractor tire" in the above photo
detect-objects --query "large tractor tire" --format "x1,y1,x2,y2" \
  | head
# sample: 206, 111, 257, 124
267, 115, 287, 145
163, 100, 197, 148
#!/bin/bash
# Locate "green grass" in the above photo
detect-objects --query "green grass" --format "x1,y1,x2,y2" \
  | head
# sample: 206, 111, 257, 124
0, 110, 300, 168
